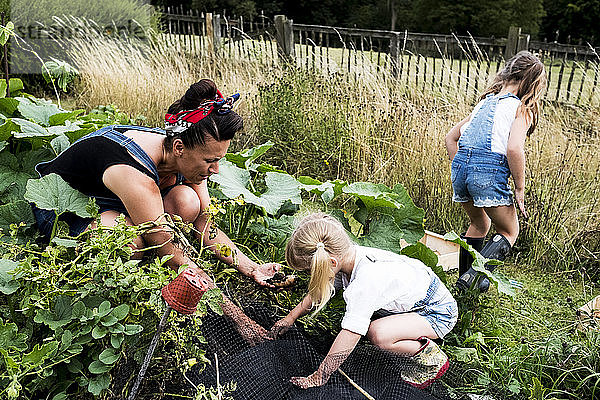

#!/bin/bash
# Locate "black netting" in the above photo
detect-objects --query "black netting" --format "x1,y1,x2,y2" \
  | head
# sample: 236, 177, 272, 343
169, 300, 464, 400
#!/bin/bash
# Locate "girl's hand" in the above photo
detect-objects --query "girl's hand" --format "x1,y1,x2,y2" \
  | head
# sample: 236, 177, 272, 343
290, 370, 327, 389
251, 263, 282, 287
269, 317, 293, 339
514, 188, 528, 219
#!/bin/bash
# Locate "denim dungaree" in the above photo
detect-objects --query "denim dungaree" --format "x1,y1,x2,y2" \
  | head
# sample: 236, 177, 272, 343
33, 125, 181, 239
451, 93, 518, 208
367, 255, 458, 339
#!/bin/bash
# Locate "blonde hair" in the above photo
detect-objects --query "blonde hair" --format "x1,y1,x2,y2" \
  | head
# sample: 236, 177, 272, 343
481, 51, 547, 136
285, 213, 354, 313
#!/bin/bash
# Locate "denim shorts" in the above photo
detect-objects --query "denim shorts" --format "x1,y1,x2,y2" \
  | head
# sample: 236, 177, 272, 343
371, 276, 458, 339
451, 148, 513, 208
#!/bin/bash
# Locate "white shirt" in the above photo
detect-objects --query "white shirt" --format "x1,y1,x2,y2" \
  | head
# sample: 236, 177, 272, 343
460, 94, 521, 155
337, 245, 436, 336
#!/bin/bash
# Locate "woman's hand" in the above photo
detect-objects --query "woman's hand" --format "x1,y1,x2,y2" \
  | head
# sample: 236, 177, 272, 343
251, 262, 282, 287
269, 317, 293, 339
290, 370, 327, 389
514, 187, 528, 219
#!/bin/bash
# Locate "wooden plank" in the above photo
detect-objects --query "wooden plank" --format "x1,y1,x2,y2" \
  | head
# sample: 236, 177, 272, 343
566, 61, 576, 102
576, 60, 589, 104
555, 57, 566, 101
589, 63, 599, 103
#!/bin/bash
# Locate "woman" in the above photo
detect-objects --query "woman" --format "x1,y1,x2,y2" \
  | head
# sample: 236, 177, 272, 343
34, 79, 279, 287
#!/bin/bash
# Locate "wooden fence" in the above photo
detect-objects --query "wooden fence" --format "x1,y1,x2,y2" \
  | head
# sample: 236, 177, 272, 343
158, 8, 600, 106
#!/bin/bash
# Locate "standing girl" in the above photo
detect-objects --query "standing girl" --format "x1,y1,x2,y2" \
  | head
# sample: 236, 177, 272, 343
270, 213, 458, 389
445, 51, 546, 291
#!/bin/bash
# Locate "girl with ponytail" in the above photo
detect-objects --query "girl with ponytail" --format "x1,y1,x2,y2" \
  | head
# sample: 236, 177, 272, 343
445, 51, 547, 293
272, 213, 458, 389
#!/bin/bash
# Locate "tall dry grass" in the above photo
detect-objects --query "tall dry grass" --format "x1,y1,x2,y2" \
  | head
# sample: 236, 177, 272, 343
65, 28, 600, 273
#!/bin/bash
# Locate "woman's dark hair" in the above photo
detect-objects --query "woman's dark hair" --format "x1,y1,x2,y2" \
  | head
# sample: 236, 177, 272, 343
164, 79, 243, 151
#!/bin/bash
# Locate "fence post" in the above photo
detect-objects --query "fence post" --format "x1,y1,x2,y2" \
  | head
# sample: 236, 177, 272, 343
205, 13, 214, 55
505, 26, 521, 59
389, 32, 400, 78
213, 14, 222, 52
517, 33, 530, 53
275, 15, 294, 61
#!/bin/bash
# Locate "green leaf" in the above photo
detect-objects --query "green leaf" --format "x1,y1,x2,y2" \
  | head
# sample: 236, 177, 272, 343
0, 22, 14, 46
0, 201, 36, 232
72, 301, 86, 320
211, 160, 302, 215
12, 118, 52, 139
16, 97, 63, 126
88, 360, 112, 374
108, 323, 125, 334
50, 134, 71, 155
446, 346, 479, 362
225, 141, 274, 168
401, 242, 438, 268
444, 232, 514, 297
22, 341, 59, 365
358, 213, 405, 254
91, 325, 109, 339
464, 331, 486, 347
97, 301, 112, 317
98, 348, 120, 365
344, 182, 425, 244
51, 237, 78, 248
100, 315, 118, 327
42, 59, 79, 92
61, 330, 73, 348
0, 320, 28, 352
124, 324, 143, 336
298, 176, 347, 204
343, 182, 405, 210
0, 99, 20, 119
88, 373, 110, 395
400, 242, 447, 284
0, 348, 19, 373
52, 392, 68, 400
34, 296, 73, 330
110, 304, 129, 321
111, 333, 124, 348
25, 173, 92, 218
0, 258, 21, 295
0, 78, 23, 98
49, 110, 84, 126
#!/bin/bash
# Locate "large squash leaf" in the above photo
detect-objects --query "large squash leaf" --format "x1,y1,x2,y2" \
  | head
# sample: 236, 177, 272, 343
298, 176, 347, 204
344, 182, 425, 244
225, 141, 274, 169
210, 160, 301, 215
24, 173, 92, 218
16, 97, 63, 126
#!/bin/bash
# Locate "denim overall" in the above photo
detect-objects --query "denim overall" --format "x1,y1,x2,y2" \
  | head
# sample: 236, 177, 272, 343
451, 93, 518, 208
33, 125, 180, 239
365, 253, 458, 339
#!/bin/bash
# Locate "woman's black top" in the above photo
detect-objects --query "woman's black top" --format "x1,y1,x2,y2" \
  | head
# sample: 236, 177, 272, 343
37, 136, 155, 204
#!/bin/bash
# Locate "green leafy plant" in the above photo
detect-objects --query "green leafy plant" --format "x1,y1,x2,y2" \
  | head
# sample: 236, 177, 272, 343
42, 59, 79, 92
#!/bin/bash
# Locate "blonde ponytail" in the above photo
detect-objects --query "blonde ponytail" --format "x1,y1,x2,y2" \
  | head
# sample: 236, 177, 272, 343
308, 245, 336, 313
285, 213, 354, 314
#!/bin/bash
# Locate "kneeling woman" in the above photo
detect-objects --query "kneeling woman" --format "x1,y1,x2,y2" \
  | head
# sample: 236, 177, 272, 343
272, 213, 458, 389
33, 79, 279, 286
